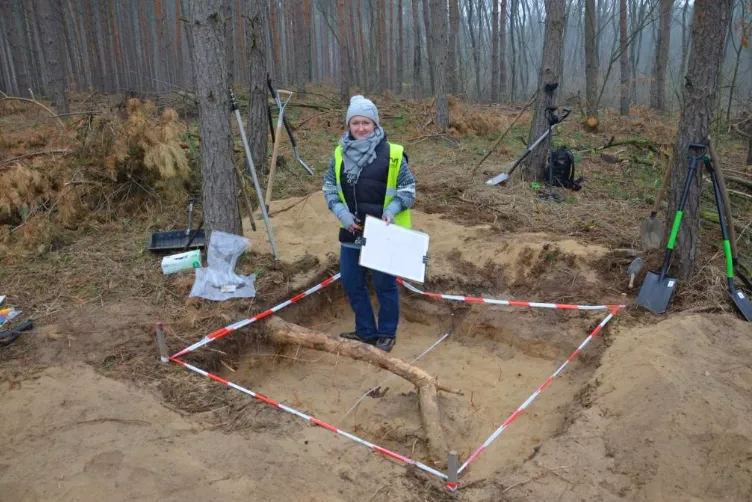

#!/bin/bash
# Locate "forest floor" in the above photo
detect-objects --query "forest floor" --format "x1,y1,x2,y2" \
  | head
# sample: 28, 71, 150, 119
1, 87, 752, 501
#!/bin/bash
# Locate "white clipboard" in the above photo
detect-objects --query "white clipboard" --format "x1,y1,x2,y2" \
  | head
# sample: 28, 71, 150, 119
358, 215, 429, 283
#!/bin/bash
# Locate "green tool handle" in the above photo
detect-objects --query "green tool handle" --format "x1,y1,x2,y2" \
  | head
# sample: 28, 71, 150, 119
659, 148, 704, 279
708, 170, 734, 279
708, 137, 737, 258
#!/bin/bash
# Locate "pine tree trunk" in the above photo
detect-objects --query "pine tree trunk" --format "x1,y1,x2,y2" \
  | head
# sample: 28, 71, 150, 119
35, 0, 68, 113
527, 0, 566, 181
650, 0, 673, 112
467, 0, 480, 99
303, 0, 312, 81
619, 0, 629, 116
247, 0, 269, 170
447, 0, 459, 95
500, 0, 508, 101
421, 0, 434, 93
187, 0, 242, 238
491, 0, 500, 102
397, 0, 404, 94
378, 0, 388, 91
356, 0, 367, 89
584, 0, 598, 118
411, 0, 422, 98
337, 0, 349, 104
679, 0, 690, 79
667, 0, 732, 279
5, 0, 28, 94
431, 0, 448, 130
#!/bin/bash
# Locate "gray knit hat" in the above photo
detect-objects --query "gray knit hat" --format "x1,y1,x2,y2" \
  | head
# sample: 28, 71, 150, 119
345, 95, 380, 126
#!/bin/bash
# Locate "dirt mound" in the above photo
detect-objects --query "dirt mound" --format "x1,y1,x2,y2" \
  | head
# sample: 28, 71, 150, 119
466, 313, 752, 501
249, 195, 608, 294
0, 364, 445, 501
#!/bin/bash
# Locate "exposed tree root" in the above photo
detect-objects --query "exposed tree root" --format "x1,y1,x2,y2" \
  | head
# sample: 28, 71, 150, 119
266, 317, 449, 464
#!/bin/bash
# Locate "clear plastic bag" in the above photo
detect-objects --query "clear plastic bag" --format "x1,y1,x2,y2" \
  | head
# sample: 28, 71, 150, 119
189, 231, 256, 301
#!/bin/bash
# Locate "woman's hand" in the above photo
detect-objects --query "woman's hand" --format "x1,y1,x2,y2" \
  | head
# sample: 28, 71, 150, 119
382, 214, 393, 225
347, 222, 363, 233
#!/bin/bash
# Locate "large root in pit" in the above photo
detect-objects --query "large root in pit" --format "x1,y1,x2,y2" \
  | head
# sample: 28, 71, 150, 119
265, 317, 449, 465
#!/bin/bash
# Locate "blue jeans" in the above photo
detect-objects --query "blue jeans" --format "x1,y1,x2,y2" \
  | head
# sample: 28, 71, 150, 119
340, 245, 399, 340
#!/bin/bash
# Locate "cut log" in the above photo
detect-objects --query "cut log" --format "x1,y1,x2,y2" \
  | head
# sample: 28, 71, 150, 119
265, 317, 448, 464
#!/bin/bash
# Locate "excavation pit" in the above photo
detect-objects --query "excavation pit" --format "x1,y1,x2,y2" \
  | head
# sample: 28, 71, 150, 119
212, 283, 610, 482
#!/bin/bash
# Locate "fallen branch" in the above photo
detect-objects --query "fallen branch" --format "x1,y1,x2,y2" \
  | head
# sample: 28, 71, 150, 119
578, 136, 658, 154
266, 317, 448, 464
725, 175, 752, 191
472, 92, 538, 174
0, 90, 65, 127
0, 149, 69, 167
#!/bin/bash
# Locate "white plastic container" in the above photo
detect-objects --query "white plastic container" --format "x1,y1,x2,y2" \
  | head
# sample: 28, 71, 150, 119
161, 249, 202, 275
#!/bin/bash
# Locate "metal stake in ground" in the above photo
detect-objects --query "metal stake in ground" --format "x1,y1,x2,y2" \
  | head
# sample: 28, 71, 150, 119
230, 88, 279, 262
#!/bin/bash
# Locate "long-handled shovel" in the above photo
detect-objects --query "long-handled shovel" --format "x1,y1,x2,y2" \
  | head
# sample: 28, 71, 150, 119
636, 143, 706, 314
704, 158, 752, 321
230, 88, 279, 261
640, 161, 673, 250
267, 74, 314, 176
708, 137, 752, 291
486, 108, 571, 186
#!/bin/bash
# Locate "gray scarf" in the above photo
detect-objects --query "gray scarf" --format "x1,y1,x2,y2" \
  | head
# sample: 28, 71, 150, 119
340, 126, 385, 186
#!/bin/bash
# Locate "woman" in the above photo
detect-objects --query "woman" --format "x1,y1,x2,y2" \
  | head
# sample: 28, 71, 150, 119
322, 95, 416, 353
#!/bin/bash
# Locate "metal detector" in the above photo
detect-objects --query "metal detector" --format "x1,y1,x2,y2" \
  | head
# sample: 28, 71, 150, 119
486, 107, 571, 186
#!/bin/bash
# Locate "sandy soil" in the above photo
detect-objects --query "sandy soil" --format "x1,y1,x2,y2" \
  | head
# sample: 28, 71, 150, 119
3, 197, 752, 502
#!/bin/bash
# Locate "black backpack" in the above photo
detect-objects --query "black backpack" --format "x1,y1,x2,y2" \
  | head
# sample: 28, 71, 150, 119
548, 148, 583, 191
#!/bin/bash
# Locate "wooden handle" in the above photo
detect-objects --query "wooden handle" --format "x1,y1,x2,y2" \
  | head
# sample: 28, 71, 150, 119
651, 160, 673, 215
276, 89, 293, 97
708, 136, 737, 256
265, 123, 285, 207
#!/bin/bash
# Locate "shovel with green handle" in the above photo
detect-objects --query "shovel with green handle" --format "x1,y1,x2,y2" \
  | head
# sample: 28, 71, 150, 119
636, 143, 706, 314
703, 154, 752, 321
708, 137, 752, 292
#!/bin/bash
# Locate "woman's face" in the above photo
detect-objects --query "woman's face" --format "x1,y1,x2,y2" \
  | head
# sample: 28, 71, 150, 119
349, 116, 376, 140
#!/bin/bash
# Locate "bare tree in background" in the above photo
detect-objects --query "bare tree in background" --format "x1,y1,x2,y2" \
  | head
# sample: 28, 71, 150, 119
492, 0, 500, 102
527, 0, 566, 181
447, 0, 459, 94
431, 0, 448, 130
584, 0, 598, 119
187, 0, 242, 238
35, 0, 68, 113
337, 0, 349, 104
411, 0, 422, 97
619, 0, 629, 116
397, 0, 404, 94
667, 0, 733, 278
247, 0, 268, 169
650, 0, 674, 112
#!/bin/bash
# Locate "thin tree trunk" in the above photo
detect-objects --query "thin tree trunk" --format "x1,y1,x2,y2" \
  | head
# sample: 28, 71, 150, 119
411, 0, 422, 98
337, 0, 349, 103
467, 0, 481, 99
247, 0, 269, 170
447, 0, 459, 95
187, 0, 242, 238
619, 0, 629, 116
650, 0, 673, 112
584, 0, 598, 118
527, 0, 566, 181
491, 0, 500, 102
421, 0, 434, 92
726, 0, 746, 123
35, 0, 68, 113
500, 0, 508, 101
397, 0, 404, 93
269, 0, 280, 80
378, 0, 387, 91
303, 0, 312, 81
431, 0, 448, 130
509, 0, 517, 100
356, 0, 367, 90
4, 0, 28, 94
667, 0, 733, 279
679, 0, 690, 79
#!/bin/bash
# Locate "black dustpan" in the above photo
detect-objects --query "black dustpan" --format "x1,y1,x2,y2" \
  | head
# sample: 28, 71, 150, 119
148, 200, 206, 252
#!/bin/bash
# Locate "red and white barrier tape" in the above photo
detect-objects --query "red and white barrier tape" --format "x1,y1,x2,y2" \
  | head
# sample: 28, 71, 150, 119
398, 278, 626, 310
457, 307, 620, 474
170, 356, 448, 481
172, 273, 341, 358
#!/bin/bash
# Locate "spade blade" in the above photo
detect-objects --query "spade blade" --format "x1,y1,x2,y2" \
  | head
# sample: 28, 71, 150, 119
636, 270, 678, 314
729, 287, 752, 322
